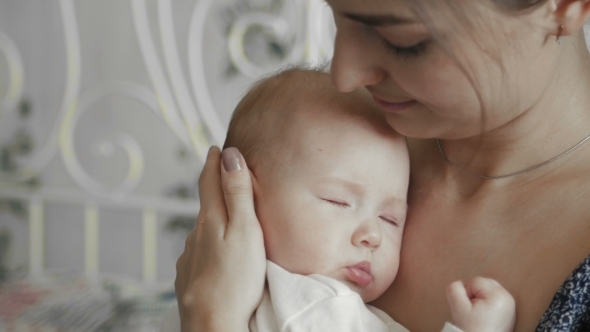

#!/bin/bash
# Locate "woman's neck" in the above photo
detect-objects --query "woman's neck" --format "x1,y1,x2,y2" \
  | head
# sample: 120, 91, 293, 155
438, 32, 590, 185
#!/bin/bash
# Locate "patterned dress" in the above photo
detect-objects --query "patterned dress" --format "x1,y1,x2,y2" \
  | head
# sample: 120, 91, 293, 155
536, 255, 590, 331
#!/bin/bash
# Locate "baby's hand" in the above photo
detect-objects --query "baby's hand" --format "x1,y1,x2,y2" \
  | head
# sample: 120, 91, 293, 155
446, 277, 515, 332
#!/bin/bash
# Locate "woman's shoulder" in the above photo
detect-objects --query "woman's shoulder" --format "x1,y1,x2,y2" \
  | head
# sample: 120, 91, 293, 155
536, 254, 590, 332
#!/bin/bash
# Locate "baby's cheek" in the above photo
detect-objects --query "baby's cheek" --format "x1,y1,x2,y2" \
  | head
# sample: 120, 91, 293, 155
256, 202, 293, 261
381, 266, 398, 293
263, 233, 321, 275
363, 269, 397, 302
377, 245, 401, 288
258, 217, 292, 266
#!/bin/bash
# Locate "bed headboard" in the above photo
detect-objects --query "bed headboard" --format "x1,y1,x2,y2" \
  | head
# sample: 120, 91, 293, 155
0, 0, 335, 282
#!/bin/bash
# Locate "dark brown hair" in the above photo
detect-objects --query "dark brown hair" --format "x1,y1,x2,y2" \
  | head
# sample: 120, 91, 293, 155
492, 0, 547, 11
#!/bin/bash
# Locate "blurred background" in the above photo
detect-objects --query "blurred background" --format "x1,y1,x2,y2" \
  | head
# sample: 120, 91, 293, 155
1, 1, 588, 331
0, 0, 334, 330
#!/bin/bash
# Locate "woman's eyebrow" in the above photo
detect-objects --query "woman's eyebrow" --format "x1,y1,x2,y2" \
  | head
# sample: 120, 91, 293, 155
343, 13, 417, 26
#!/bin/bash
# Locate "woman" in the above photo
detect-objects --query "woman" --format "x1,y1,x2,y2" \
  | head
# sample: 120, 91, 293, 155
174, 0, 590, 331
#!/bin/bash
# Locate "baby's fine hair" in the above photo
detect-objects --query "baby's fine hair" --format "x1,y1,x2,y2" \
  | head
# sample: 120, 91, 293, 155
224, 66, 330, 165
223, 66, 388, 168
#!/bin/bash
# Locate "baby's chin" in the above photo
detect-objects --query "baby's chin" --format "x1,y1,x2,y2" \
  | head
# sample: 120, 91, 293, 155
338, 278, 388, 303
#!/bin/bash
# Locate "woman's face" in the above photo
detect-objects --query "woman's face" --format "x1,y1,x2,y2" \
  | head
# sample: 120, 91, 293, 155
326, 0, 561, 139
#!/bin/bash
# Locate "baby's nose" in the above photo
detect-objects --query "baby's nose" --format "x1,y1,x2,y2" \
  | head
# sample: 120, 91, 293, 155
353, 218, 382, 250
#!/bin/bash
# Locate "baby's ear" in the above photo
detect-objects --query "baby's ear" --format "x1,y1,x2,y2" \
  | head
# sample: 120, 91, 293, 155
249, 169, 260, 200
249, 169, 263, 217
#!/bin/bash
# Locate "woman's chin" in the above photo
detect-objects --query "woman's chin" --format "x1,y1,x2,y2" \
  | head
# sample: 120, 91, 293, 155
384, 115, 482, 140
383, 116, 436, 139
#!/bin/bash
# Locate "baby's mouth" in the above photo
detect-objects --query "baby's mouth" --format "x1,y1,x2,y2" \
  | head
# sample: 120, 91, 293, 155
345, 261, 373, 287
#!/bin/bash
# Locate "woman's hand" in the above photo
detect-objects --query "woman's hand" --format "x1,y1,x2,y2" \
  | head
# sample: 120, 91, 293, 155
174, 147, 266, 332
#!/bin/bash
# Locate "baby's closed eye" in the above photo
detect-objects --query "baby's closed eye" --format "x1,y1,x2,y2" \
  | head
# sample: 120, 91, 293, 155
379, 215, 401, 227
322, 198, 350, 207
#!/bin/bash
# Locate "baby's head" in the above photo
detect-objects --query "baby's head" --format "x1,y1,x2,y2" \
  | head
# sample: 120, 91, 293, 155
224, 68, 409, 302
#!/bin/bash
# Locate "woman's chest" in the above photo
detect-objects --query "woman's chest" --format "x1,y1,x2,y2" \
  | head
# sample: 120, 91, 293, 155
373, 187, 590, 332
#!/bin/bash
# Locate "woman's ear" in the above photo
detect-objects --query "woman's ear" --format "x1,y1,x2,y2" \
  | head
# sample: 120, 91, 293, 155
552, 0, 590, 37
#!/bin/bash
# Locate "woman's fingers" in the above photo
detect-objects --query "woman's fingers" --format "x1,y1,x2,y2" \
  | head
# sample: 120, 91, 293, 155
218, 147, 267, 319
197, 146, 228, 238
220, 147, 258, 233
174, 146, 267, 331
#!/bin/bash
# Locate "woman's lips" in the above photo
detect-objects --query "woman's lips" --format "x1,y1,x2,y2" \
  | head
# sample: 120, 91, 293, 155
373, 97, 417, 113
345, 262, 373, 287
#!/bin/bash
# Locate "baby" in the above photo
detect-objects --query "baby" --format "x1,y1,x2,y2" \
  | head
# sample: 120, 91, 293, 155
163, 68, 515, 332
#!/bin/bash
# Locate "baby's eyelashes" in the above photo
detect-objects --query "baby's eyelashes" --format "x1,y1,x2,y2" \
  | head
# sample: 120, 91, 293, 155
379, 215, 401, 227
322, 198, 350, 207
321, 198, 404, 227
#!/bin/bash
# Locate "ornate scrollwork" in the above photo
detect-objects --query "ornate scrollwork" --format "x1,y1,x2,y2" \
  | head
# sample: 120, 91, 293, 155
1, 0, 211, 199
0, 31, 24, 117
223, 0, 335, 77
0, 0, 337, 200
226, 9, 307, 78
59, 81, 167, 199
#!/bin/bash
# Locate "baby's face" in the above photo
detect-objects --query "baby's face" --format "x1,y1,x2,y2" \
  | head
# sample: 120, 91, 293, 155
252, 104, 409, 302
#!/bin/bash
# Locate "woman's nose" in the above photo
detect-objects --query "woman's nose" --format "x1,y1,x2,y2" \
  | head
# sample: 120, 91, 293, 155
352, 218, 382, 251
330, 22, 386, 92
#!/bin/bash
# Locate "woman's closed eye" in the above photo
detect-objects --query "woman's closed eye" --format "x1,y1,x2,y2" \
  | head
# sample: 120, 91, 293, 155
373, 26, 430, 59
381, 39, 427, 59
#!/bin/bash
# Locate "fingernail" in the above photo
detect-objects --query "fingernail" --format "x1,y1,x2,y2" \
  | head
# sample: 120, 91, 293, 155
207, 146, 215, 157
222, 147, 243, 172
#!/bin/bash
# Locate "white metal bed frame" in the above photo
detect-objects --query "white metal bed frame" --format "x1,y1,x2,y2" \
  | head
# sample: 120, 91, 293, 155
0, 0, 336, 283
0, 186, 199, 283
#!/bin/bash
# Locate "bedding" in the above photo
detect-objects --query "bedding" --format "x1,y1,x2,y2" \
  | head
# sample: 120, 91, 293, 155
0, 272, 176, 331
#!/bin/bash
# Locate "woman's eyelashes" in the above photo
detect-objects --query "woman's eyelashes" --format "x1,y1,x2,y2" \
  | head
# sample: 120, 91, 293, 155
381, 38, 427, 59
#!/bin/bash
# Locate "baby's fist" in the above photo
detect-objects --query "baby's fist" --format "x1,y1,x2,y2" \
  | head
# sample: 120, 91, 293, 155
446, 277, 515, 332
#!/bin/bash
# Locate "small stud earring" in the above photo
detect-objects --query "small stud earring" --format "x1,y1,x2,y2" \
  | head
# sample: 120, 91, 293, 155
557, 25, 564, 44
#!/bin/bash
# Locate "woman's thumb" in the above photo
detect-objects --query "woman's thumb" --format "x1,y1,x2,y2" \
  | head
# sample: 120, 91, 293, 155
221, 147, 257, 226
